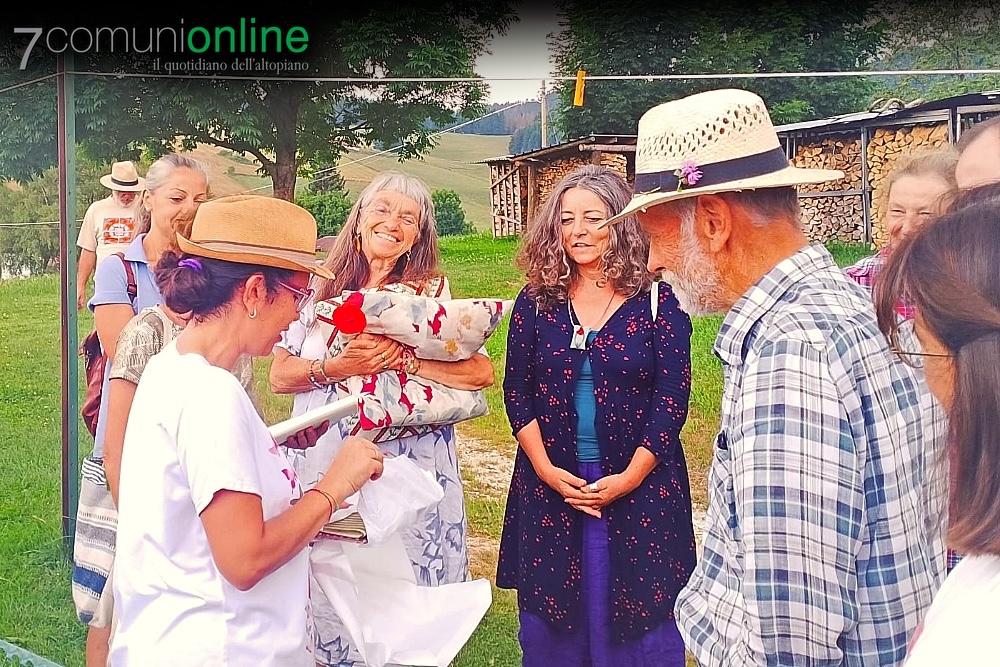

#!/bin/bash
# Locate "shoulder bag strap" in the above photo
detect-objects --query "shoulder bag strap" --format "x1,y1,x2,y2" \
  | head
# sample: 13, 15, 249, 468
650, 280, 660, 321
115, 252, 138, 306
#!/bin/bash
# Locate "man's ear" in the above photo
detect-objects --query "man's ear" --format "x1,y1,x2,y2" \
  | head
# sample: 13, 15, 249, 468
693, 194, 734, 253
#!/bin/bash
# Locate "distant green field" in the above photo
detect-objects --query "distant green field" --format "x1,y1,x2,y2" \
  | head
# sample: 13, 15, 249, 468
335, 134, 511, 233
198, 134, 510, 233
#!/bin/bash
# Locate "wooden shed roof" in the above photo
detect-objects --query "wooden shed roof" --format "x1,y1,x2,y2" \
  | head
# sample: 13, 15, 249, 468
481, 134, 637, 164
775, 90, 1000, 136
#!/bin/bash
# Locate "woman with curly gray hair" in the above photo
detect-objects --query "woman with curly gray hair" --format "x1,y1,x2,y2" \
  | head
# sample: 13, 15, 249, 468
498, 165, 696, 666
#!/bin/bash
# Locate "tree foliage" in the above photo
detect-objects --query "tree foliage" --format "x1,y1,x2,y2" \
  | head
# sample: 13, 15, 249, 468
296, 190, 353, 237
0, 4, 516, 200
509, 121, 543, 154
551, 0, 884, 138
0, 150, 119, 275
872, 1, 1000, 101
432, 189, 472, 236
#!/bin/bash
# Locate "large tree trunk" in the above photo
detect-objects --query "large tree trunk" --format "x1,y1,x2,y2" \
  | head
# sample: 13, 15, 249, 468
268, 88, 303, 202
270, 155, 298, 202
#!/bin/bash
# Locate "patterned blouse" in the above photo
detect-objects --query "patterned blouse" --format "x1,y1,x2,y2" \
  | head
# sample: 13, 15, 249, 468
109, 306, 256, 406
497, 282, 697, 642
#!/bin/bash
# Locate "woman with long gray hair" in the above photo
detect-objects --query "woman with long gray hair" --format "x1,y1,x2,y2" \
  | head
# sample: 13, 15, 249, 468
498, 165, 696, 666
269, 170, 493, 666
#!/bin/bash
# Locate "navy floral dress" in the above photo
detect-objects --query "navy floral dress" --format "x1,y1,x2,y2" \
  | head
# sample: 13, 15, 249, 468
497, 282, 697, 642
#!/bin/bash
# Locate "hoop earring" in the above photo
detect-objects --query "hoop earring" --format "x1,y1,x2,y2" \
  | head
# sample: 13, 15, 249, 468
248, 308, 257, 320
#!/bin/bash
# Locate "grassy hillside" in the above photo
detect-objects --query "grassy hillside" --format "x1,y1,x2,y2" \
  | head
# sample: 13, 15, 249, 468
336, 134, 510, 232
187, 134, 511, 233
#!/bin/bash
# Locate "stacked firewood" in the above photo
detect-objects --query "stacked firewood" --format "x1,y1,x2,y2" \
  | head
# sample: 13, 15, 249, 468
600, 153, 629, 182
792, 137, 865, 243
537, 157, 591, 207
867, 123, 949, 247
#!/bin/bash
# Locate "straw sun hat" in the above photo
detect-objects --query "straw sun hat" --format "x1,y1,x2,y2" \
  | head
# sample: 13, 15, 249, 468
99, 161, 146, 192
176, 194, 335, 279
602, 88, 844, 227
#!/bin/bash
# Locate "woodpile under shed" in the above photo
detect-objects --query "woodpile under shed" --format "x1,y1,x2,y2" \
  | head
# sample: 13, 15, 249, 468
485, 136, 636, 237
791, 136, 865, 243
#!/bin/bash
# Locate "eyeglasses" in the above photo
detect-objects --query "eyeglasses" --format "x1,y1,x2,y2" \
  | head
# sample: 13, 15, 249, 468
365, 203, 420, 228
889, 346, 953, 369
276, 281, 315, 312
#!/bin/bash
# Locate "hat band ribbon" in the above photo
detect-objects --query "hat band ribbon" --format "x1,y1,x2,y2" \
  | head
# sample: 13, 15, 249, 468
634, 146, 790, 195
193, 239, 316, 264
111, 177, 140, 187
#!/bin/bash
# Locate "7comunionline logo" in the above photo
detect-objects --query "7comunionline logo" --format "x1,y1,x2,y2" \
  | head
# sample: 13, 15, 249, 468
14, 19, 309, 69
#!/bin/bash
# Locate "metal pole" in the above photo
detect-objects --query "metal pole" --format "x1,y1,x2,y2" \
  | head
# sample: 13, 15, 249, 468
860, 125, 871, 246
540, 80, 548, 149
57, 52, 79, 546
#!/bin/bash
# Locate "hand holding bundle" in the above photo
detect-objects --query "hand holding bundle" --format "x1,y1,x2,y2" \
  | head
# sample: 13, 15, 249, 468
314, 290, 513, 442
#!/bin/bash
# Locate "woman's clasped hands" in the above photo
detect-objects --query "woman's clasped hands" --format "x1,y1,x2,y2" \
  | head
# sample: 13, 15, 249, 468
539, 464, 637, 519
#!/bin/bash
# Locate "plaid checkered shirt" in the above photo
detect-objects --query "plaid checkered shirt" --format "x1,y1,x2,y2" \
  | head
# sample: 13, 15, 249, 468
843, 246, 916, 321
676, 245, 948, 666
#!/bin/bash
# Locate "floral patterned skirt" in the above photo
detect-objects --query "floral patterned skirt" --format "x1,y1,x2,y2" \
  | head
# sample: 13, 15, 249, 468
285, 421, 470, 667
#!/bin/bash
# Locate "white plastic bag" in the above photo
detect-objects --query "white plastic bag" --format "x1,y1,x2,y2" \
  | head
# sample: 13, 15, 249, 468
310, 528, 492, 666
357, 455, 445, 544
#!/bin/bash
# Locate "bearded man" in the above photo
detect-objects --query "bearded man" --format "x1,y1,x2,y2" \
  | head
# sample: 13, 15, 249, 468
602, 89, 948, 667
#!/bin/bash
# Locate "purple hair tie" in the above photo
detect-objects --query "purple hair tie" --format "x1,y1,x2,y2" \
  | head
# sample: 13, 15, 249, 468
178, 258, 203, 272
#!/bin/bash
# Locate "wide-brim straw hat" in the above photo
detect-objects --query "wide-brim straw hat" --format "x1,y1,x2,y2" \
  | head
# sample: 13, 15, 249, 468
602, 88, 844, 227
99, 161, 146, 192
176, 194, 335, 279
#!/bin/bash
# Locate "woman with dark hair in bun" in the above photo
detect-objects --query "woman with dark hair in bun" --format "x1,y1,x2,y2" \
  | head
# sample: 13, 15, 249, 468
109, 195, 385, 667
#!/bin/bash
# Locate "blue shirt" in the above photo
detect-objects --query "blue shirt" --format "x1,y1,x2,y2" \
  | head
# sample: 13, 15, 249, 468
675, 244, 948, 667
574, 331, 600, 462
87, 234, 163, 457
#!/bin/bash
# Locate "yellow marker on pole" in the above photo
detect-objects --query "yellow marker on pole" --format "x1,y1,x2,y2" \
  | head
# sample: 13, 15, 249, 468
573, 70, 586, 107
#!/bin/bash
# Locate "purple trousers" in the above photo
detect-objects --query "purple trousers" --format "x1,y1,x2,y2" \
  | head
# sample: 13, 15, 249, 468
518, 461, 686, 667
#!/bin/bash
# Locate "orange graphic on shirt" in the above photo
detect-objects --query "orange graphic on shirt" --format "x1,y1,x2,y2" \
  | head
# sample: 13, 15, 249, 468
101, 217, 136, 244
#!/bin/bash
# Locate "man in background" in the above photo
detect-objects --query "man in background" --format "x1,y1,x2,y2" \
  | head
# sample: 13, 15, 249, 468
76, 161, 145, 309
955, 115, 1000, 189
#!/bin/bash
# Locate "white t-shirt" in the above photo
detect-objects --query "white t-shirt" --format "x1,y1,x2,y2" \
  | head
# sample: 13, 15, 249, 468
905, 554, 1000, 666
110, 341, 313, 667
76, 195, 142, 262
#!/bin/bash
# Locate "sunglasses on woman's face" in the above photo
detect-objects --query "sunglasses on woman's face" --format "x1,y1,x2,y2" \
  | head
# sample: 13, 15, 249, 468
276, 281, 315, 312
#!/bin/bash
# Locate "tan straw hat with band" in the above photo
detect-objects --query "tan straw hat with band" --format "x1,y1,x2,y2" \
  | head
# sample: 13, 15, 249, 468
99, 161, 146, 192
601, 88, 844, 227
176, 194, 335, 279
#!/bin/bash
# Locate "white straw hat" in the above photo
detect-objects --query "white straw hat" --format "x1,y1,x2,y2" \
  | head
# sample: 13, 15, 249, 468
99, 161, 146, 192
602, 89, 844, 226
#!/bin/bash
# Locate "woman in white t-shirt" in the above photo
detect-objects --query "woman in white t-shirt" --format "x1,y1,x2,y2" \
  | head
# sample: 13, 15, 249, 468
874, 184, 1000, 666
110, 195, 385, 667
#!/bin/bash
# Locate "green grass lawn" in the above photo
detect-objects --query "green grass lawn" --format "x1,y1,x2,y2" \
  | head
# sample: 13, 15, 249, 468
0, 235, 872, 666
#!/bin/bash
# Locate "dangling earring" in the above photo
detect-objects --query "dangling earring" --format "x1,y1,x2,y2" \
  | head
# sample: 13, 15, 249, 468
354, 232, 362, 253
248, 308, 257, 319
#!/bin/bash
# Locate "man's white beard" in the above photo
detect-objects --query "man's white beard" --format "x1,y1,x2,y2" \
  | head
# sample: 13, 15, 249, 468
661, 222, 728, 317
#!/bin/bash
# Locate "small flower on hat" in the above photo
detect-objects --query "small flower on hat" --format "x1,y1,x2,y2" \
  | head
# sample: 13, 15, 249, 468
674, 159, 703, 191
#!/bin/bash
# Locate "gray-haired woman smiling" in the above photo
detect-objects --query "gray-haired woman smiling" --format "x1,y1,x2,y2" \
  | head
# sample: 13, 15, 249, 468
269, 170, 493, 667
